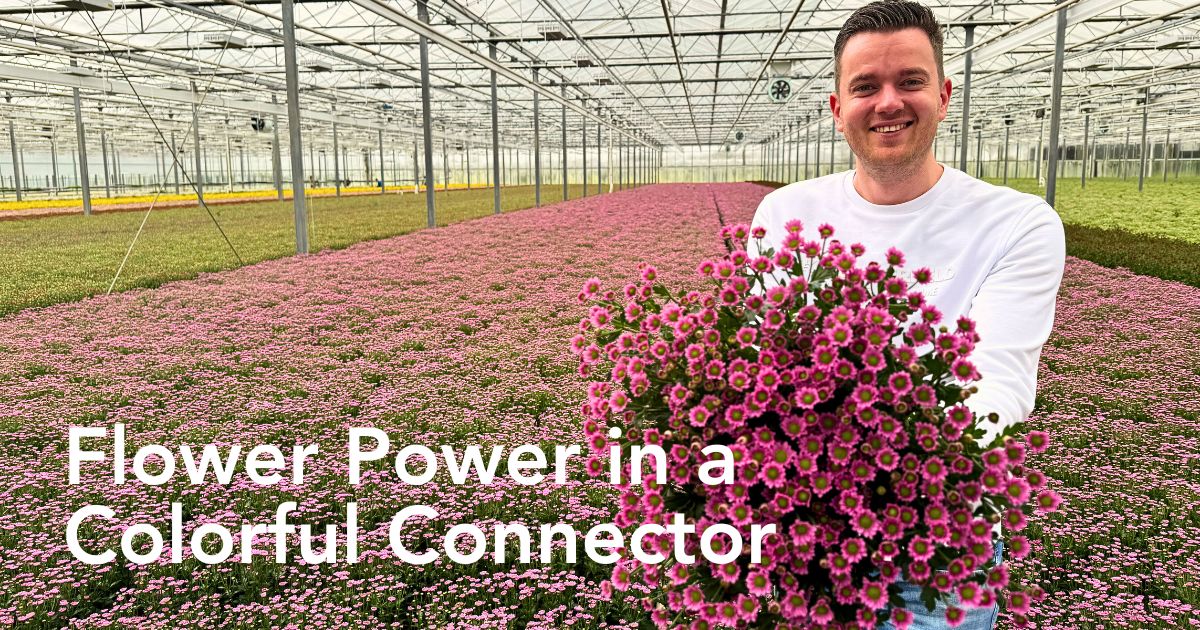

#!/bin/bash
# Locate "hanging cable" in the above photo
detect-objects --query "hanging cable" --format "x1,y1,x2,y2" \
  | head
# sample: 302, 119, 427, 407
83, 9, 246, 278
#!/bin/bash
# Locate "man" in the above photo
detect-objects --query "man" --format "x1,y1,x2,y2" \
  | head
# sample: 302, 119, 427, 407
747, 1, 1065, 628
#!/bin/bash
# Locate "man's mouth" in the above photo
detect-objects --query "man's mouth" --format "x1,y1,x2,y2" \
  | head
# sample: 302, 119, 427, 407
870, 121, 915, 134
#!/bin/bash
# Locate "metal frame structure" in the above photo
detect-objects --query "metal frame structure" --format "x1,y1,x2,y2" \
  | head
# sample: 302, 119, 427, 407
0, 0, 1194, 250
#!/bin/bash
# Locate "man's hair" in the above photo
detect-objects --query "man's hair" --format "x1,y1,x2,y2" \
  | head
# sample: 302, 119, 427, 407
834, 0, 944, 88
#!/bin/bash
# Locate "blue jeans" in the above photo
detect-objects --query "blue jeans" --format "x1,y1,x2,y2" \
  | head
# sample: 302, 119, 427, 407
877, 539, 1004, 630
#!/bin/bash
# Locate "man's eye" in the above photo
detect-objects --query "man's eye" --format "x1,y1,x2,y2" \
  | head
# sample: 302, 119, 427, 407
903, 79, 926, 88
853, 85, 874, 93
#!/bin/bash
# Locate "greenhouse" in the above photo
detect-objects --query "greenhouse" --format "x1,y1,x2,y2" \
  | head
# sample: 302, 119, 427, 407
0, 0, 1197, 627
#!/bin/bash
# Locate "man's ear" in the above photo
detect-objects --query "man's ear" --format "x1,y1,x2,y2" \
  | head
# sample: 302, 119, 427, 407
830, 91, 843, 132
938, 77, 952, 121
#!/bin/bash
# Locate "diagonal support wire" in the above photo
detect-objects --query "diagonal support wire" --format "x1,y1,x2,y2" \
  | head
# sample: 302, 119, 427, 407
82, 8, 246, 295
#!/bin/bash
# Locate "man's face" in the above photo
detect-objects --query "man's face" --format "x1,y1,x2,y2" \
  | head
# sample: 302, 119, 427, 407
830, 27, 951, 173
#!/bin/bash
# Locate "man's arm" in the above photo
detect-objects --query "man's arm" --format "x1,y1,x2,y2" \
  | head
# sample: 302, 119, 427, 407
965, 204, 1066, 447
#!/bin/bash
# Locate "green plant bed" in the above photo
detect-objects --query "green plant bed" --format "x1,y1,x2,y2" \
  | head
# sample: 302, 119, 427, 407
1063, 223, 1200, 288
986, 177, 1200, 244
0, 185, 592, 317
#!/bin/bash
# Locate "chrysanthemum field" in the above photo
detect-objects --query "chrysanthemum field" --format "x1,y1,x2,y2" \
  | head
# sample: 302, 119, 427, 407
0, 183, 1197, 628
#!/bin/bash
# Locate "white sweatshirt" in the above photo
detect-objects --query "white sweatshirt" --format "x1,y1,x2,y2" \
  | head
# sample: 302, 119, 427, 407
747, 165, 1065, 450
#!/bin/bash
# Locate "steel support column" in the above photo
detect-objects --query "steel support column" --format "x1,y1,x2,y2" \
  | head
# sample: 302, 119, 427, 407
582, 102, 588, 196
829, 116, 835, 176
1081, 114, 1089, 189
959, 25, 974, 173
1003, 123, 1011, 185
561, 85, 567, 201
975, 126, 983, 178
490, 42, 500, 214
1035, 117, 1044, 183
596, 109, 601, 191
618, 133, 623, 190
1138, 88, 1149, 192
1045, 3, 1066, 205
333, 121, 341, 197
1162, 128, 1169, 183
271, 94, 283, 200
804, 118, 810, 180
442, 138, 449, 191
378, 128, 386, 192
50, 137, 59, 193
1122, 127, 1129, 180
226, 134, 234, 193
190, 80, 204, 202
281, 0, 308, 253
814, 124, 821, 177
100, 128, 110, 198
418, 0, 436, 226
412, 138, 419, 192
71, 66, 91, 215
171, 130, 181, 194
533, 68, 541, 207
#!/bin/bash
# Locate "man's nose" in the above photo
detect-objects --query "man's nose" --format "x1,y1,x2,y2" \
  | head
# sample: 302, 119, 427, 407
874, 84, 904, 115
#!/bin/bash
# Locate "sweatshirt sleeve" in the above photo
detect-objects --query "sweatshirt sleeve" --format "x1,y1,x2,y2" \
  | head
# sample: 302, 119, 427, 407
965, 203, 1066, 448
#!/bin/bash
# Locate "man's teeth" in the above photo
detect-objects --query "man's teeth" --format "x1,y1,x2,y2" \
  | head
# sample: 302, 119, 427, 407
873, 123, 908, 132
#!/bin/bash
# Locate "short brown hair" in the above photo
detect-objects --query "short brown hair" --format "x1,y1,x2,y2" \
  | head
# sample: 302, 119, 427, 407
834, 0, 944, 88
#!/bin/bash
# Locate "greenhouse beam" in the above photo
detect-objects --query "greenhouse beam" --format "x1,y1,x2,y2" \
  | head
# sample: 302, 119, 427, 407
281, 0, 308, 254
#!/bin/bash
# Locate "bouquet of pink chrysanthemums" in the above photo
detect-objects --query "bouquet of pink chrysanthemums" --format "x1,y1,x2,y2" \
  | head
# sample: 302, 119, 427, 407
570, 220, 1060, 629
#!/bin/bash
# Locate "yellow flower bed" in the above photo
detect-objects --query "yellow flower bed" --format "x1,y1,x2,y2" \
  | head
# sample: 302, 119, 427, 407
0, 183, 479, 213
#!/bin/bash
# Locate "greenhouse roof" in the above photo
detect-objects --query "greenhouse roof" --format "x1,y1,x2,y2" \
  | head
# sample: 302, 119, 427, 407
0, 0, 1195, 149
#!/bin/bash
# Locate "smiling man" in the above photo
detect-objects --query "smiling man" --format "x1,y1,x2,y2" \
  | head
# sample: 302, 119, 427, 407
748, 1, 1065, 629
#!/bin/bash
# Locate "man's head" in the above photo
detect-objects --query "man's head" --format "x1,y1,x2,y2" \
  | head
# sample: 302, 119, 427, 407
834, 0, 945, 87
830, 0, 951, 179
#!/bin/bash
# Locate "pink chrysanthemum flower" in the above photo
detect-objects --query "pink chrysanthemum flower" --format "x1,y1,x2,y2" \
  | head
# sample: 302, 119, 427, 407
859, 580, 888, 609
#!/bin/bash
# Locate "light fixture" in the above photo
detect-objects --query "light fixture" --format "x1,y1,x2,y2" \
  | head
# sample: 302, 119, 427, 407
203, 33, 249, 49
53, 0, 112, 11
